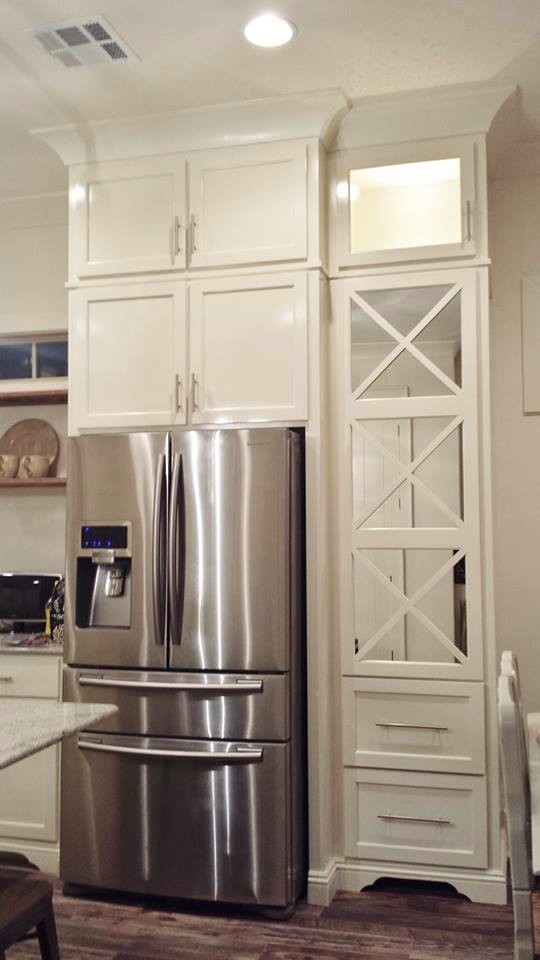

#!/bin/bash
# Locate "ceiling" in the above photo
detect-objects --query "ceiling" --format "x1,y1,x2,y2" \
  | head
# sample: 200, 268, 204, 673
1, 0, 540, 199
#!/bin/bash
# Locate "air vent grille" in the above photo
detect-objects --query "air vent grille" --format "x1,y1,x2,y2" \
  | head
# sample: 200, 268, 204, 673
31, 15, 137, 67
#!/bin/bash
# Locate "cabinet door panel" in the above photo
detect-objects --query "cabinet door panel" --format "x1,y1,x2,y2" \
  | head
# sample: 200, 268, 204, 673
70, 156, 186, 278
189, 273, 308, 423
330, 137, 478, 271
0, 744, 58, 841
188, 142, 307, 268
70, 283, 187, 432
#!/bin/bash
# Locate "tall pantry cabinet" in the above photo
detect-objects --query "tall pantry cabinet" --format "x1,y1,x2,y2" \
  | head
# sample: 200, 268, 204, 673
325, 93, 507, 905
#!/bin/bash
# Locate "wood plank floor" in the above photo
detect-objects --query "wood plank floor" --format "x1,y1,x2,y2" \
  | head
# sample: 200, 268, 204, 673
7, 878, 540, 960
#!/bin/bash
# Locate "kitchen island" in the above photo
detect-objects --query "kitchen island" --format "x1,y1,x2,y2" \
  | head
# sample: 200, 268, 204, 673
0, 699, 118, 769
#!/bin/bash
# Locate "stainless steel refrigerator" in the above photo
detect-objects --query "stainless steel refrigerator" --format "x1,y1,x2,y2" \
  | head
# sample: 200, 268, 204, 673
60, 427, 306, 913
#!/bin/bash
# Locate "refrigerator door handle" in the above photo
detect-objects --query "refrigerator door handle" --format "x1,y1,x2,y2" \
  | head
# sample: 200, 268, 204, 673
78, 740, 263, 762
78, 676, 264, 693
152, 453, 167, 645
167, 452, 184, 646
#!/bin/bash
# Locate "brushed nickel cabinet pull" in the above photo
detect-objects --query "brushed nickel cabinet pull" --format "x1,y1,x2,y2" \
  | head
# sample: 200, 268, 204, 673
378, 814, 452, 825
175, 374, 184, 412
174, 215, 183, 255
465, 200, 472, 242
191, 373, 200, 413
190, 214, 198, 253
375, 722, 449, 732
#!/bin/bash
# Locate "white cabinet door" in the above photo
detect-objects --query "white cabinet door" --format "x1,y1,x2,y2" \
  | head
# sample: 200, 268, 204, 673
188, 141, 307, 268
0, 745, 59, 842
189, 273, 308, 423
69, 282, 187, 432
70, 156, 186, 278
0, 654, 61, 849
330, 136, 478, 271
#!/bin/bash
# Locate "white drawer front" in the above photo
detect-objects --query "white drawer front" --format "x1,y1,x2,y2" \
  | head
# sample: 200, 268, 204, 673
0, 655, 61, 699
344, 768, 487, 868
342, 678, 485, 774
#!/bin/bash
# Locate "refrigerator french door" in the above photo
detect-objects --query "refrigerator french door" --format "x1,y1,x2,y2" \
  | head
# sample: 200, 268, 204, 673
61, 428, 306, 911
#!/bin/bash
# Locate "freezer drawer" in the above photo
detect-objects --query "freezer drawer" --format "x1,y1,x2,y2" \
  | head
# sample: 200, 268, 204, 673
60, 734, 298, 907
63, 667, 290, 740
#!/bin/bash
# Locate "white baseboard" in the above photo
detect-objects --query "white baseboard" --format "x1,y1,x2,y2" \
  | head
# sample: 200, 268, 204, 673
0, 838, 59, 876
308, 858, 508, 906
307, 857, 341, 906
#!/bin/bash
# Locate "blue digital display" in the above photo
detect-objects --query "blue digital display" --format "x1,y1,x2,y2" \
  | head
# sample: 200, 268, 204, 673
81, 525, 127, 550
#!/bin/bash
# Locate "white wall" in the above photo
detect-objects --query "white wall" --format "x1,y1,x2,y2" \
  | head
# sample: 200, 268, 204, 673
0, 193, 68, 575
489, 174, 540, 712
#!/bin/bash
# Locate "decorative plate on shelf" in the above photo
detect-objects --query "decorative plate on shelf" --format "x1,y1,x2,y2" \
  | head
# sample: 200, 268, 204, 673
0, 419, 60, 476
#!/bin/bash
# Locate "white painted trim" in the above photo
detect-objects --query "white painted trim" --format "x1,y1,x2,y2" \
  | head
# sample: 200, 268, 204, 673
332, 82, 515, 150
307, 857, 341, 906
335, 859, 507, 905
0, 192, 67, 230
32, 90, 350, 166
0, 838, 59, 876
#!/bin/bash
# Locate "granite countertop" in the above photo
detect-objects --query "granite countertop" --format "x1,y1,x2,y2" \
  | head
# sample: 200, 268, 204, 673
0, 634, 63, 655
0, 699, 118, 769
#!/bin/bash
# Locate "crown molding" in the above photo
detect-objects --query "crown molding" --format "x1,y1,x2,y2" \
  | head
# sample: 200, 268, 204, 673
331, 81, 516, 151
32, 89, 350, 167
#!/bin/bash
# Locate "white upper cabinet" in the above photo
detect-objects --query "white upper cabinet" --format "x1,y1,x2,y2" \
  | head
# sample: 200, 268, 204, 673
189, 273, 308, 423
70, 156, 186, 279
329, 137, 479, 272
69, 282, 188, 431
188, 141, 307, 269
70, 140, 308, 280
69, 273, 308, 433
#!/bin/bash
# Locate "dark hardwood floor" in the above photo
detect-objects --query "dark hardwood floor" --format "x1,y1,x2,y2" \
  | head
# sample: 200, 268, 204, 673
7, 878, 539, 960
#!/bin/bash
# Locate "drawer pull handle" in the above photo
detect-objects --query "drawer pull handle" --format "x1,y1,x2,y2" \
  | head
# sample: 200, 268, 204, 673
378, 814, 452, 825
376, 722, 449, 732
0, 675, 13, 682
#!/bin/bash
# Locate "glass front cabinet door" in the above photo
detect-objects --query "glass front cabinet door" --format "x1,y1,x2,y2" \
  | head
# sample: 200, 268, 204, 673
336, 269, 484, 679
330, 138, 478, 270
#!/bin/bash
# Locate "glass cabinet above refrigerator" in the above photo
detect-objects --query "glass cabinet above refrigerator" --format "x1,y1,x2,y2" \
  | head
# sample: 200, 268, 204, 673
329, 137, 480, 271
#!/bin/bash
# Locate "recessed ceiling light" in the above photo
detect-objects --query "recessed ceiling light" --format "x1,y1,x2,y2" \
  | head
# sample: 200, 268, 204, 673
244, 14, 296, 48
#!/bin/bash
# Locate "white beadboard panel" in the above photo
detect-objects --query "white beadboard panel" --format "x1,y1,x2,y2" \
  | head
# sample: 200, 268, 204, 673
342, 677, 485, 773
344, 767, 487, 868
521, 275, 540, 414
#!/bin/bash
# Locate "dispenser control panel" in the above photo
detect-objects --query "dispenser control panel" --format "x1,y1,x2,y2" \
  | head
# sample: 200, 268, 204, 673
78, 522, 132, 557
81, 525, 128, 550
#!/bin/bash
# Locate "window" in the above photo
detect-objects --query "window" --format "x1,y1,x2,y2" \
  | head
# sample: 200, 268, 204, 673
0, 337, 68, 382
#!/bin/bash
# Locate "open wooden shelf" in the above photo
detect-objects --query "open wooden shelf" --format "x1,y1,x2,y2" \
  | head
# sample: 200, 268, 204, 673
0, 389, 68, 407
0, 477, 66, 489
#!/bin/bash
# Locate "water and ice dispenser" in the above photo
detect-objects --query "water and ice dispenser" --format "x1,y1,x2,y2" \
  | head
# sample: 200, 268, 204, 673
75, 522, 132, 629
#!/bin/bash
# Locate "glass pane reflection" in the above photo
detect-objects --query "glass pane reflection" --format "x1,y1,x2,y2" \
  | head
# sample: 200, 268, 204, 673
351, 285, 461, 398
354, 549, 467, 663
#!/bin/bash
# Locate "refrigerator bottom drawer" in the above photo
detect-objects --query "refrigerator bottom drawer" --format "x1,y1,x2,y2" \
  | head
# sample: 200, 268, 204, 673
60, 734, 298, 907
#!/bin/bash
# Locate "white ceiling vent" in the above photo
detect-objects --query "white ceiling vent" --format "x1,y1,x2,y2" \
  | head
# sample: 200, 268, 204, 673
31, 16, 138, 67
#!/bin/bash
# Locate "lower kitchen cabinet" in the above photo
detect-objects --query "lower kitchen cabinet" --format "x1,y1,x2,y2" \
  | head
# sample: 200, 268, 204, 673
69, 272, 309, 434
0, 653, 62, 873
343, 767, 488, 868
341, 677, 485, 774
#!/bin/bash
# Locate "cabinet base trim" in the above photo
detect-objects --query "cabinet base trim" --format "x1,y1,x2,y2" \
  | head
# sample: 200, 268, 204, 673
0, 839, 59, 876
310, 859, 507, 906
306, 858, 341, 906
